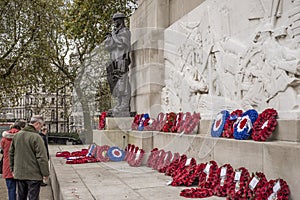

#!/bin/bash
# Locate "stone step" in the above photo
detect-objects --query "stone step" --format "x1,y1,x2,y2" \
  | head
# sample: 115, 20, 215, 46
104, 117, 300, 142
93, 129, 300, 199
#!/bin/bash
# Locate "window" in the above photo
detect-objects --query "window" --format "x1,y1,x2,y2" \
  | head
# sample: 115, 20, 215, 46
51, 110, 55, 120
60, 124, 65, 132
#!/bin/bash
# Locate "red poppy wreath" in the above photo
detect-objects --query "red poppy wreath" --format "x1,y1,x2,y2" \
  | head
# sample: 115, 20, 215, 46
128, 148, 145, 167
96, 145, 110, 162
256, 178, 290, 200
252, 108, 278, 141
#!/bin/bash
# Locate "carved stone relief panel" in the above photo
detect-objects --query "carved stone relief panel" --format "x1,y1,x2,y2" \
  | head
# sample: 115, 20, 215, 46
163, 0, 300, 119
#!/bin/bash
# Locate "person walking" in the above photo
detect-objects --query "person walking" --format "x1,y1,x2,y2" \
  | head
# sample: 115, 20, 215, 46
39, 127, 49, 161
9, 115, 49, 200
39, 127, 49, 187
1, 120, 26, 200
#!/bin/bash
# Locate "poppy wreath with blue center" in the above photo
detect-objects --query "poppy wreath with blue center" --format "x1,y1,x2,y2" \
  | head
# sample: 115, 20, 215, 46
211, 110, 230, 137
233, 109, 258, 140
107, 146, 125, 162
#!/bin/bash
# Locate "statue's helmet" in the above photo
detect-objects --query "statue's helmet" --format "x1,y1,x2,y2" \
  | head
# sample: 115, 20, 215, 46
112, 12, 126, 20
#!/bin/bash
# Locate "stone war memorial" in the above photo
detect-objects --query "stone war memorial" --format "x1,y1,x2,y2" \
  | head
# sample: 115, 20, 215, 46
93, 0, 300, 199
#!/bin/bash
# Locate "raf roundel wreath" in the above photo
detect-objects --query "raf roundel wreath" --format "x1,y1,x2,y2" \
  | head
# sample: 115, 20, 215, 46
211, 110, 230, 137
107, 146, 125, 162
233, 109, 258, 140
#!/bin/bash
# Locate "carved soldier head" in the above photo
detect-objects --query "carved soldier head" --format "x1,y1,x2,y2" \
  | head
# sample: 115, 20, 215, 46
112, 12, 126, 29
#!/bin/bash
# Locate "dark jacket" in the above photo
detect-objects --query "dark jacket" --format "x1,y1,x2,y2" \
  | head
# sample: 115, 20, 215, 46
9, 125, 49, 181
39, 132, 49, 160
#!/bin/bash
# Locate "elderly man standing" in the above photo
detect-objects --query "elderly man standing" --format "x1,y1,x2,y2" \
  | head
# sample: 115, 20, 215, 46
9, 115, 49, 200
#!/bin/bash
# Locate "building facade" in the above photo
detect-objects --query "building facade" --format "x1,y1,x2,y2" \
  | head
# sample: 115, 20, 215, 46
0, 86, 74, 133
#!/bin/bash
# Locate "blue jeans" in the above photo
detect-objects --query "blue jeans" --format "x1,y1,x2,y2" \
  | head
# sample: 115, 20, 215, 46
5, 178, 16, 200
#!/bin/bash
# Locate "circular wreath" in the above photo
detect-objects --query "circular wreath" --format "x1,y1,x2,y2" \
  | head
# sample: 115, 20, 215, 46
151, 149, 165, 170
146, 148, 158, 167
144, 118, 156, 131
128, 148, 145, 167
138, 113, 150, 131
256, 178, 290, 200
155, 112, 165, 131
131, 114, 142, 130
247, 172, 268, 198
165, 154, 186, 177
227, 167, 251, 199
198, 160, 219, 189
96, 145, 110, 162
98, 112, 107, 130
171, 158, 197, 186
127, 146, 139, 163
181, 112, 201, 134
214, 164, 235, 197
170, 112, 183, 133
177, 112, 192, 133
124, 144, 135, 161
107, 146, 125, 162
252, 108, 278, 141
222, 109, 243, 138
233, 109, 258, 140
157, 151, 173, 171
153, 150, 166, 170
161, 112, 177, 132
161, 152, 180, 174
211, 110, 230, 137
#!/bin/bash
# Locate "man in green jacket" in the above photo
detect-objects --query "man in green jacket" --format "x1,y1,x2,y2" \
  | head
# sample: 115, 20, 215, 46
9, 115, 49, 200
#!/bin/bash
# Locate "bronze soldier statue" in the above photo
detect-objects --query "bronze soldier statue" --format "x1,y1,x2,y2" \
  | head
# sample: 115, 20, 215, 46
104, 12, 131, 117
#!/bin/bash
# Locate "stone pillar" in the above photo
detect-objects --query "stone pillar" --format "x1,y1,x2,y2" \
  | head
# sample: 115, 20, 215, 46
130, 0, 205, 117
130, 0, 170, 117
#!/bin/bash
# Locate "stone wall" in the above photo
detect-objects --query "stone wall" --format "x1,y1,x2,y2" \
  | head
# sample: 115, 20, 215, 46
131, 0, 300, 120
130, 0, 205, 117
163, 0, 300, 119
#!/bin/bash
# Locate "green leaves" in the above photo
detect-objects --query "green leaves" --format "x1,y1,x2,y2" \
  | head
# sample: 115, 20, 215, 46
0, 0, 136, 113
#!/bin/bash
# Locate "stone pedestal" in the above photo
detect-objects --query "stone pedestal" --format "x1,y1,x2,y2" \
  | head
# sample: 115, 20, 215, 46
105, 117, 133, 131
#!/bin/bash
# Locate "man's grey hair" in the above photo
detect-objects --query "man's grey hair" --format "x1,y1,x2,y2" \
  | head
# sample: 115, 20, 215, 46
30, 115, 44, 124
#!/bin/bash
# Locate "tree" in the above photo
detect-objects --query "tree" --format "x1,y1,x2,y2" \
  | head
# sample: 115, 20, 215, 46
48, 0, 137, 143
0, 0, 137, 143
0, 0, 68, 106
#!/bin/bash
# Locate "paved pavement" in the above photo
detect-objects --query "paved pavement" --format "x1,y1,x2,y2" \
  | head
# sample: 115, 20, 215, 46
1, 145, 224, 200
49, 145, 224, 200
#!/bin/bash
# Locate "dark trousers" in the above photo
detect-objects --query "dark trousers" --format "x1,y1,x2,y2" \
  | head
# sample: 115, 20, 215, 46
16, 180, 42, 200
5, 178, 17, 200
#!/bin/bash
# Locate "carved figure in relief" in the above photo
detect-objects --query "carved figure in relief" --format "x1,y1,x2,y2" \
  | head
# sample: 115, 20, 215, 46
239, 26, 300, 110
